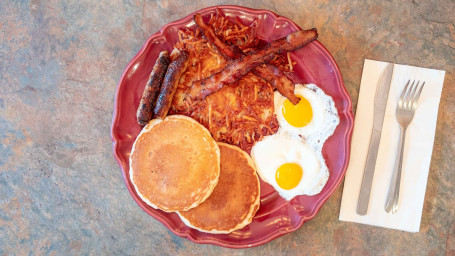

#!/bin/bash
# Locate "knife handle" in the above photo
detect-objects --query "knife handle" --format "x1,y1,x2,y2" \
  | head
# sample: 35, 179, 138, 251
356, 130, 381, 215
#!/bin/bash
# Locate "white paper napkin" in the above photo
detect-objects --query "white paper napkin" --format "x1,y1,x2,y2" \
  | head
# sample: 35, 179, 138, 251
339, 59, 445, 232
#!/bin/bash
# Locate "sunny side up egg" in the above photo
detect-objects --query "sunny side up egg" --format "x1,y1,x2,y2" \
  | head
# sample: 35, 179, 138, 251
251, 84, 339, 200
251, 133, 329, 200
274, 84, 339, 151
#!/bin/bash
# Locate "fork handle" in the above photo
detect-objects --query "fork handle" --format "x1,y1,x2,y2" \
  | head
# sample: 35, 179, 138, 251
385, 126, 406, 214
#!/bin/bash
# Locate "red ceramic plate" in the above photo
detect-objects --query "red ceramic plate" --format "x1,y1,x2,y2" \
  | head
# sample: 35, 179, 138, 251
111, 5, 353, 248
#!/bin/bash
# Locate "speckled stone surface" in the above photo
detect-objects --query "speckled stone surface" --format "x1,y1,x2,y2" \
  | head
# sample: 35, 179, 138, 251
1, 0, 454, 255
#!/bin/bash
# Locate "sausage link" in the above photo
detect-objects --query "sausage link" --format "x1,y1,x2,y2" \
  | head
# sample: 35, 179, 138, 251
153, 50, 190, 119
136, 51, 170, 125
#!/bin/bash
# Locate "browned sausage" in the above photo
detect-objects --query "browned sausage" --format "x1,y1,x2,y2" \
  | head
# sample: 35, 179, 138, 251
153, 50, 190, 119
136, 51, 170, 125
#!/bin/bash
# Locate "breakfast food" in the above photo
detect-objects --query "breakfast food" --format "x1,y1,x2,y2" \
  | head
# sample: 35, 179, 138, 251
193, 13, 243, 60
177, 143, 260, 233
153, 50, 190, 119
274, 84, 339, 150
193, 13, 301, 105
129, 9, 339, 233
169, 11, 317, 151
169, 25, 278, 151
186, 29, 318, 101
129, 115, 220, 212
251, 133, 328, 200
136, 51, 170, 125
251, 83, 339, 200
252, 64, 301, 105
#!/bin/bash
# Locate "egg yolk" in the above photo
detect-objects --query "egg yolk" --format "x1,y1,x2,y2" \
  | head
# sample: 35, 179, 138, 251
275, 163, 303, 190
282, 95, 313, 127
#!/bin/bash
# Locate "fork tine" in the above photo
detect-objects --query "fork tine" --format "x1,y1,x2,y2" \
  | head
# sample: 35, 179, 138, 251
414, 81, 425, 102
399, 80, 411, 108
411, 81, 425, 110
400, 80, 410, 99
404, 80, 417, 110
408, 81, 420, 109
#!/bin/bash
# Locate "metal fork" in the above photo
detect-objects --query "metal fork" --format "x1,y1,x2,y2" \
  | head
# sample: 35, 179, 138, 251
385, 80, 425, 214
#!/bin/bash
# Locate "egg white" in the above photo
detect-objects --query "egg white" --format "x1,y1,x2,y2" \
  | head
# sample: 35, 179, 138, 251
274, 84, 339, 151
250, 132, 329, 200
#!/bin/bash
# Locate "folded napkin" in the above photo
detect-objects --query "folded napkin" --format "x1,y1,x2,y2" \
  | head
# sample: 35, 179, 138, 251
339, 59, 445, 232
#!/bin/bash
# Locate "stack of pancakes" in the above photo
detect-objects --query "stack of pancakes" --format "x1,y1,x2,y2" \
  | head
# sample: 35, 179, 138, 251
129, 115, 260, 233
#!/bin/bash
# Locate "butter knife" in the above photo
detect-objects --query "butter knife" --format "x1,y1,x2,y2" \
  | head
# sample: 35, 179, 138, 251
356, 63, 394, 215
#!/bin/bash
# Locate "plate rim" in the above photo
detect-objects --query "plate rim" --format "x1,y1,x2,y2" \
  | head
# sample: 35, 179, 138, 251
111, 4, 354, 248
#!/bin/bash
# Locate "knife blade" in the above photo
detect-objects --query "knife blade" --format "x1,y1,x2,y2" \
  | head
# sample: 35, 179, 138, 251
356, 63, 394, 215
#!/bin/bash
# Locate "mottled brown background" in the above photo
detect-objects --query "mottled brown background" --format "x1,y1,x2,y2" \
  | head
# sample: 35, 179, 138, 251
1, 0, 454, 255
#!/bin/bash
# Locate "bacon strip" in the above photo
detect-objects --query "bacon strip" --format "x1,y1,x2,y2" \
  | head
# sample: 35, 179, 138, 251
258, 65, 300, 105
194, 13, 300, 104
252, 65, 300, 104
194, 14, 243, 59
136, 51, 170, 125
187, 29, 318, 101
153, 50, 189, 119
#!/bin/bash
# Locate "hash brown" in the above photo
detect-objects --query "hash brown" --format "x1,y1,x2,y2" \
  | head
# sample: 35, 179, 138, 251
169, 11, 291, 151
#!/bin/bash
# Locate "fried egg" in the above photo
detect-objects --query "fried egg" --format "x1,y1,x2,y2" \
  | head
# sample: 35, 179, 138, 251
251, 83, 339, 200
274, 84, 339, 151
251, 133, 329, 200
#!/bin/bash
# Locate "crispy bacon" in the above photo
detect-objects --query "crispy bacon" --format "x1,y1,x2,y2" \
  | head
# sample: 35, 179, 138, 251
194, 13, 243, 59
194, 13, 301, 105
153, 50, 190, 119
187, 29, 318, 101
136, 51, 170, 125
252, 65, 300, 104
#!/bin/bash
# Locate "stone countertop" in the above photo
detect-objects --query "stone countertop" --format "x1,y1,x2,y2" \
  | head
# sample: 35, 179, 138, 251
1, 0, 454, 255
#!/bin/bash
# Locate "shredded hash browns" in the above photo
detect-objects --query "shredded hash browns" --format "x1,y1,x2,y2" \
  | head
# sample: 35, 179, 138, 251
169, 10, 293, 151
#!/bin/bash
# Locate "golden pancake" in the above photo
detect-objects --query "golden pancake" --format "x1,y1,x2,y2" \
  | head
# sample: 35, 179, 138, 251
177, 142, 260, 233
129, 115, 220, 212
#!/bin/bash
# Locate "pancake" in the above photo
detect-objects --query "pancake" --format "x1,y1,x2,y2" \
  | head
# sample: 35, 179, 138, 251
177, 142, 260, 234
129, 115, 220, 212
